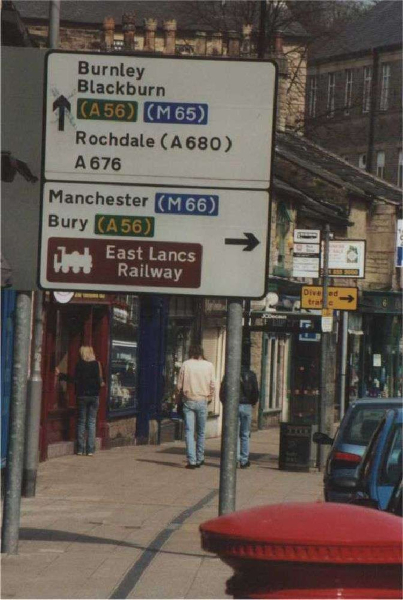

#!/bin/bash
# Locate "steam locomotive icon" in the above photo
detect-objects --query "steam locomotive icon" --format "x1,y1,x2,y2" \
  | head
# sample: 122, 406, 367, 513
53, 246, 93, 274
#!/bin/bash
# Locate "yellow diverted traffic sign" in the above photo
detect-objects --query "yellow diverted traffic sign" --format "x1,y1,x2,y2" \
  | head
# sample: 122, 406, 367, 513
301, 286, 358, 311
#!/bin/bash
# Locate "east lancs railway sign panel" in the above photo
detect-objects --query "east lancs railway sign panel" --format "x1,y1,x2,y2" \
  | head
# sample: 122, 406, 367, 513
40, 51, 277, 296
40, 182, 269, 296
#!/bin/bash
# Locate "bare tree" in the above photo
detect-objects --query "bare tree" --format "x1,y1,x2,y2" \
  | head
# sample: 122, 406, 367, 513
179, 1, 379, 133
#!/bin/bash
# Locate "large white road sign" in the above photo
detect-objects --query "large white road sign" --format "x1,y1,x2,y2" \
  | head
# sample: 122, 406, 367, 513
44, 52, 277, 188
39, 182, 269, 297
40, 51, 277, 297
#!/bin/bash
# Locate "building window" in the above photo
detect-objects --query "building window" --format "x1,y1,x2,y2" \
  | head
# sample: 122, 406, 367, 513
327, 72, 335, 117
308, 75, 317, 117
113, 37, 124, 51
175, 44, 194, 56
398, 151, 403, 188
358, 154, 367, 170
344, 69, 353, 115
363, 66, 372, 113
376, 151, 385, 179
380, 63, 391, 111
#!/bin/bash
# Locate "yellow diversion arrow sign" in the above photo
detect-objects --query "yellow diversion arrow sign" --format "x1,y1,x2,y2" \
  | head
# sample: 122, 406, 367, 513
301, 286, 358, 311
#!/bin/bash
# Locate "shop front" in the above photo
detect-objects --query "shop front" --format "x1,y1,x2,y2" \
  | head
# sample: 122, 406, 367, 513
41, 293, 110, 460
349, 291, 402, 400
252, 311, 322, 428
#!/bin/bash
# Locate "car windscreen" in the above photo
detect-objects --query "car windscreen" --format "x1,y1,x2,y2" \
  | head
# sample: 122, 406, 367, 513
343, 407, 389, 446
379, 424, 402, 486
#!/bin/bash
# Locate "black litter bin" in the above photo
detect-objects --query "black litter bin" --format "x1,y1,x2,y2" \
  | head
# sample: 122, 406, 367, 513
279, 422, 315, 471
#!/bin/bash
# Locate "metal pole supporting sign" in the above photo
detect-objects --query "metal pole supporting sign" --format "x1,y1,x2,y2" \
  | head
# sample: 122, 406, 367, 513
219, 299, 243, 515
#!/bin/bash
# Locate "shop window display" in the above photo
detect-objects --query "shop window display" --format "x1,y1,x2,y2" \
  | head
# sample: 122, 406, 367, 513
108, 297, 139, 415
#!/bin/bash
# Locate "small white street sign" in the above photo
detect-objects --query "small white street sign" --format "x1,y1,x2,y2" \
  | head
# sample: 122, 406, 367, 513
396, 219, 403, 267
294, 229, 321, 243
321, 316, 333, 332
294, 243, 320, 255
292, 256, 320, 278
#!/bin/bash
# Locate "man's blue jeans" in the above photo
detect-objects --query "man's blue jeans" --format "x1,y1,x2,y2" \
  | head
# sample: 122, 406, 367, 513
77, 396, 99, 454
238, 404, 252, 465
183, 399, 208, 465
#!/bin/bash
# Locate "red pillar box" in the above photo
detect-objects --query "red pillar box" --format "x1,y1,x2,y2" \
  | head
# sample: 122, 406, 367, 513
200, 502, 402, 599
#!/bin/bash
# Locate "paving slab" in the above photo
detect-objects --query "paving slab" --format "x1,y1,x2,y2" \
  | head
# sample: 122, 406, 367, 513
1, 427, 324, 600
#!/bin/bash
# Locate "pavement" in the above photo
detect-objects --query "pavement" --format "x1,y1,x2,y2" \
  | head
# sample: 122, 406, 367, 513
1, 427, 324, 599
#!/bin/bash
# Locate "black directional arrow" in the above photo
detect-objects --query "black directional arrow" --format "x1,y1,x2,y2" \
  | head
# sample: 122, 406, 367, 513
53, 95, 71, 131
340, 295, 355, 303
225, 232, 260, 252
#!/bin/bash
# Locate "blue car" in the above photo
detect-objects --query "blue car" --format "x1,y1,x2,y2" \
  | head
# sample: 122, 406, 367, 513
313, 398, 402, 502
343, 408, 402, 513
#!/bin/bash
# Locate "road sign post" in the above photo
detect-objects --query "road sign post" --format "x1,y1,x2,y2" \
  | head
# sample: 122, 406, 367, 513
39, 50, 277, 517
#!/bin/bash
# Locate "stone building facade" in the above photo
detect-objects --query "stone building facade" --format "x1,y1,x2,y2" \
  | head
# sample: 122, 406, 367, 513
5, 1, 402, 459
305, 0, 402, 187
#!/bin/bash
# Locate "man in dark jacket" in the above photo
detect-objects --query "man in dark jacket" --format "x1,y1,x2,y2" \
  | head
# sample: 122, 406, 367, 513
220, 357, 259, 468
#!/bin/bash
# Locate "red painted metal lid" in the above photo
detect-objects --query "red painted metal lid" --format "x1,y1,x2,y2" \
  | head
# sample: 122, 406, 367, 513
200, 502, 402, 564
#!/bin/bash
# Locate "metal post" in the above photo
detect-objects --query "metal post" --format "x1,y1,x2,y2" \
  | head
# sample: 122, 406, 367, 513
318, 224, 330, 470
258, 333, 268, 430
257, 0, 267, 59
339, 311, 349, 420
22, 292, 44, 497
219, 299, 243, 515
48, 0, 61, 48
1, 292, 32, 554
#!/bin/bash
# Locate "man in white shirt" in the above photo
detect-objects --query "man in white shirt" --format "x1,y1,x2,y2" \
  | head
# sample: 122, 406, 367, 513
176, 345, 215, 469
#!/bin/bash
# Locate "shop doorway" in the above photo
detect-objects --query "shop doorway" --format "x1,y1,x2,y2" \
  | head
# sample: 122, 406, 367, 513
41, 300, 109, 460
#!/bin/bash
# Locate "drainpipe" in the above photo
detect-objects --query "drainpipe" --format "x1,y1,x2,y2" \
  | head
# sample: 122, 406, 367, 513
366, 48, 379, 174
48, 0, 60, 47
339, 312, 349, 420
257, 0, 267, 59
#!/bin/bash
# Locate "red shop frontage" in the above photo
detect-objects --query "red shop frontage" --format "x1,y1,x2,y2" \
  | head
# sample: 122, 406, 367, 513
40, 293, 111, 460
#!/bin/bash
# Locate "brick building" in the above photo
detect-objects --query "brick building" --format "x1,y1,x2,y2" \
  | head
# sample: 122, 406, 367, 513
304, 0, 402, 187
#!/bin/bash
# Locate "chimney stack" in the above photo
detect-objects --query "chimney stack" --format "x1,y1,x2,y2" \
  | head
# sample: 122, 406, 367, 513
241, 24, 253, 56
211, 32, 223, 56
101, 16, 115, 51
163, 19, 177, 54
227, 31, 240, 57
122, 12, 136, 51
195, 31, 207, 56
144, 18, 157, 52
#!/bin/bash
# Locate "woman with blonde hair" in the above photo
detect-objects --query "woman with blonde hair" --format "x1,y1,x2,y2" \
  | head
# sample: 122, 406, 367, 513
74, 346, 104, 456
58, 345, 104, 456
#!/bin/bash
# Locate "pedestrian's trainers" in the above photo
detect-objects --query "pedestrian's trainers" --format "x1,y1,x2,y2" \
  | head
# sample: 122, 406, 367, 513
87, 453, 94, 456
76, 452, 84, 456
186, 464, 197, 470
240, 460, 251, 469
196, 460, 204, 468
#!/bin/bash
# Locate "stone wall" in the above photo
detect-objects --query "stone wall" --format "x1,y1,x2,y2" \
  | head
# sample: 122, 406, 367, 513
106, 417, 136, 448
366, 203, 398, 290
